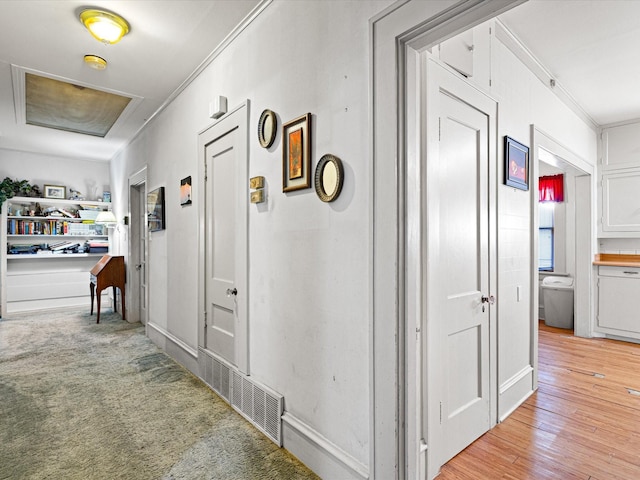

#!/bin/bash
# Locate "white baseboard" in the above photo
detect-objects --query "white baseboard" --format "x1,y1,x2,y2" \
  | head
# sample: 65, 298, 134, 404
146, 322, 198, 374
499, 365, 534, 422
282, 412, 369, 480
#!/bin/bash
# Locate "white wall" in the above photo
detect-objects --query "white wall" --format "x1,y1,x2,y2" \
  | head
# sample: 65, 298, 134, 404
0, 149, 110, 200
443, 18, 597, 418
109, 1, 602, 477
490, 24, 597, 417
110, 0, 393, 475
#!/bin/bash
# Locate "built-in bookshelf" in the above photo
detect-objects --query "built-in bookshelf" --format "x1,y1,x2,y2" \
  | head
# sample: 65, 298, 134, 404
0, 196, 112, 315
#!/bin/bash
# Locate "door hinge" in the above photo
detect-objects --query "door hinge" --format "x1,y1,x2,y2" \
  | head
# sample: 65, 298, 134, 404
438, 118, 441, 141
440, 402, 443, 424
204, 311, 207, 327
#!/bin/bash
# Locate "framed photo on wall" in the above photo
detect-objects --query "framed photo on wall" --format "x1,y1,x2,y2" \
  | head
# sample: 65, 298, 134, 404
282, 113, 312, 192
504, 136, 529, 191
180, 176, 192, 206
147, 186, 165, 231
44, 184, 66, 199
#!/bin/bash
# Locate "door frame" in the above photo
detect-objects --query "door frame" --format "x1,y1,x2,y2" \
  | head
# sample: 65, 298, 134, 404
128, 166, 148, 326
530, 127, 595, 351
371, 1, 524, 478
197, 100, 250, 374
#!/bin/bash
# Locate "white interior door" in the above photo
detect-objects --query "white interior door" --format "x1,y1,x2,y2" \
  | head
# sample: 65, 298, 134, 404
128, 176, 147, 325
200, 103, 249, 374
425, 61, 496, 477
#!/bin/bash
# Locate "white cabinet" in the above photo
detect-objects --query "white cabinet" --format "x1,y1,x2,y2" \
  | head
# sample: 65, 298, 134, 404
601, 123, 640, 171
600, 168, 640, 235
599, 122, 640, 237
596, 266, 640, 339
1, 196, 111, 315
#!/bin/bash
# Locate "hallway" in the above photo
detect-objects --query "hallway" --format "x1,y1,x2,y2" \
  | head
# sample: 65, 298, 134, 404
438, 323, 640, 479
0, 308, 317, 480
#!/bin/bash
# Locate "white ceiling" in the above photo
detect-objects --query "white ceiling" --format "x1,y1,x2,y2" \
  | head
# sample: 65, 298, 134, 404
0, 0, 261, 162
498, 0, 640, 126
0, 0, 639, 163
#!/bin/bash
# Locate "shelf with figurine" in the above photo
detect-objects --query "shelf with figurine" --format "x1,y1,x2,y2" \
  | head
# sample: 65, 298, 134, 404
0, 189, 113, 316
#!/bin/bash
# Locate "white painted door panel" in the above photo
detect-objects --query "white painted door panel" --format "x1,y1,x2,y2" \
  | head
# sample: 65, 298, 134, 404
439, 91, 490, 463
425, 61, 495, 477
200, 103, 249, 374
206, 131, 238, 364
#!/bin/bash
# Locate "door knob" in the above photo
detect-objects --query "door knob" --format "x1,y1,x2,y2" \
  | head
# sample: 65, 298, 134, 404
226, 288, 238, 297
135, 264, 142, 271
481, 295, 495, 312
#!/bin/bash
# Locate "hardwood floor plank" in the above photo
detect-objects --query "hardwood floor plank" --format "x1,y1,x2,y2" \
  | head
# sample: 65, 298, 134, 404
435, 324, 640, 479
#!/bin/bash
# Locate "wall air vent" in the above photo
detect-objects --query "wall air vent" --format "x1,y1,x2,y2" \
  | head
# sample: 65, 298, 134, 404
199, 348, 283, 446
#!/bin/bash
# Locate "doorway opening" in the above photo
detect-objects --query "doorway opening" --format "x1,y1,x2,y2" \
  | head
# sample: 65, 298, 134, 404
128, 168, 148, 326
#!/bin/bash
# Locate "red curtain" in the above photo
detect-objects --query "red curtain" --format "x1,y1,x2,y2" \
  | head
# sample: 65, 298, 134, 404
539, 174, 564, 202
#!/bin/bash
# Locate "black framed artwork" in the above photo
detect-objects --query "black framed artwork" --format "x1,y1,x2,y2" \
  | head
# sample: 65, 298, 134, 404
147, 186, 165, 231
504, 136, 529, 191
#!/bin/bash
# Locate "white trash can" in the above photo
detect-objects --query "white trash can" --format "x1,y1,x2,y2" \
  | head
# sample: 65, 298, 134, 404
541, 276, 574, 329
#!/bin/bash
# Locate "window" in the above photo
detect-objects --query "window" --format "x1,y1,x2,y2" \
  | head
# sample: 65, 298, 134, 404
539, 203, 554, 271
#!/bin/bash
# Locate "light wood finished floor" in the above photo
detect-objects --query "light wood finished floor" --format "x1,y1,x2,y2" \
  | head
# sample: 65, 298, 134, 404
438, 322, 640, 479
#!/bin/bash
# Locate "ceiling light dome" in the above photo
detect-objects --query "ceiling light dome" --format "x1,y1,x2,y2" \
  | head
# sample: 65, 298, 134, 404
84, 55, 107, 70
80, 9, 129, 45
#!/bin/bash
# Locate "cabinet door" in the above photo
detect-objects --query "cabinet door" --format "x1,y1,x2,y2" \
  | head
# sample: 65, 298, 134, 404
602, 123, 640, 171
597, 276, 640, 335
601, 169, 640, 234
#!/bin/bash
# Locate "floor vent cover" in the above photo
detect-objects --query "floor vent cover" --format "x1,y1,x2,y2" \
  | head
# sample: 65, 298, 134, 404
202, 352, 230, 402
199, 350, 283, 446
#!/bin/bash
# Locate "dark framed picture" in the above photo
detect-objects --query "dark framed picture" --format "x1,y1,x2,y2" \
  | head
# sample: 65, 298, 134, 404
180, 176, 192, 206
282, 113, 312, 192
44, 184, 66, 199
504, 136, 529, 191
147, 186, 165, 231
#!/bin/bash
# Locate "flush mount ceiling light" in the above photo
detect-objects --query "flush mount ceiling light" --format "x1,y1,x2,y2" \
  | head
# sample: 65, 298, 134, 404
80, 9, 130, 45
84, 54, 107, 70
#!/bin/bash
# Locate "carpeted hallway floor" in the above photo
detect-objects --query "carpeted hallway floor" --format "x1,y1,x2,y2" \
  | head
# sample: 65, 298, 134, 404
0, 308, 319, 480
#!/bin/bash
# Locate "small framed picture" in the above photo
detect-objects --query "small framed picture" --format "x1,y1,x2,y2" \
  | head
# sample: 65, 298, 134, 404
504, 136, 529, 191
102, 191, 111, 203
180, 176, 192, 206
44, 185, 66, 199
282, 113, 312, 192
147, 186, 165, 232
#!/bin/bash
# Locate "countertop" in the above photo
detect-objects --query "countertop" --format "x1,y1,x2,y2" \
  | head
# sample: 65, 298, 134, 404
593, 254, 640, 267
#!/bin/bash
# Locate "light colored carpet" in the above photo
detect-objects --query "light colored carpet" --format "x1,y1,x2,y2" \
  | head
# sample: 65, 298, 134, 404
0, 308, 319, 480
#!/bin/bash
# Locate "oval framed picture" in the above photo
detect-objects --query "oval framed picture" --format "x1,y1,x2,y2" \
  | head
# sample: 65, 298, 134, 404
314, 154, 344, 202
258, 109, 277, 148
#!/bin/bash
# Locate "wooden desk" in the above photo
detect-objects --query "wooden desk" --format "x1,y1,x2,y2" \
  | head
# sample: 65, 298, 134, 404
90, 255, 126, 323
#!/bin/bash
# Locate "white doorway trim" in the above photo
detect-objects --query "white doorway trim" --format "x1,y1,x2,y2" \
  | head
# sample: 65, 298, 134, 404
531, 127, 595, 351
128, 166, 148, 327
370, 1, 524, 478
197, 100, 250, 375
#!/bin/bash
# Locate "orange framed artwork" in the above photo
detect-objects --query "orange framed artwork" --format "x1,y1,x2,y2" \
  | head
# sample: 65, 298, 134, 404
282, 113, 311, 192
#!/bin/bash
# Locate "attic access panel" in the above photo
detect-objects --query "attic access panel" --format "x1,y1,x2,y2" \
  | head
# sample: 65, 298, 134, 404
25, 73, 131, 137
